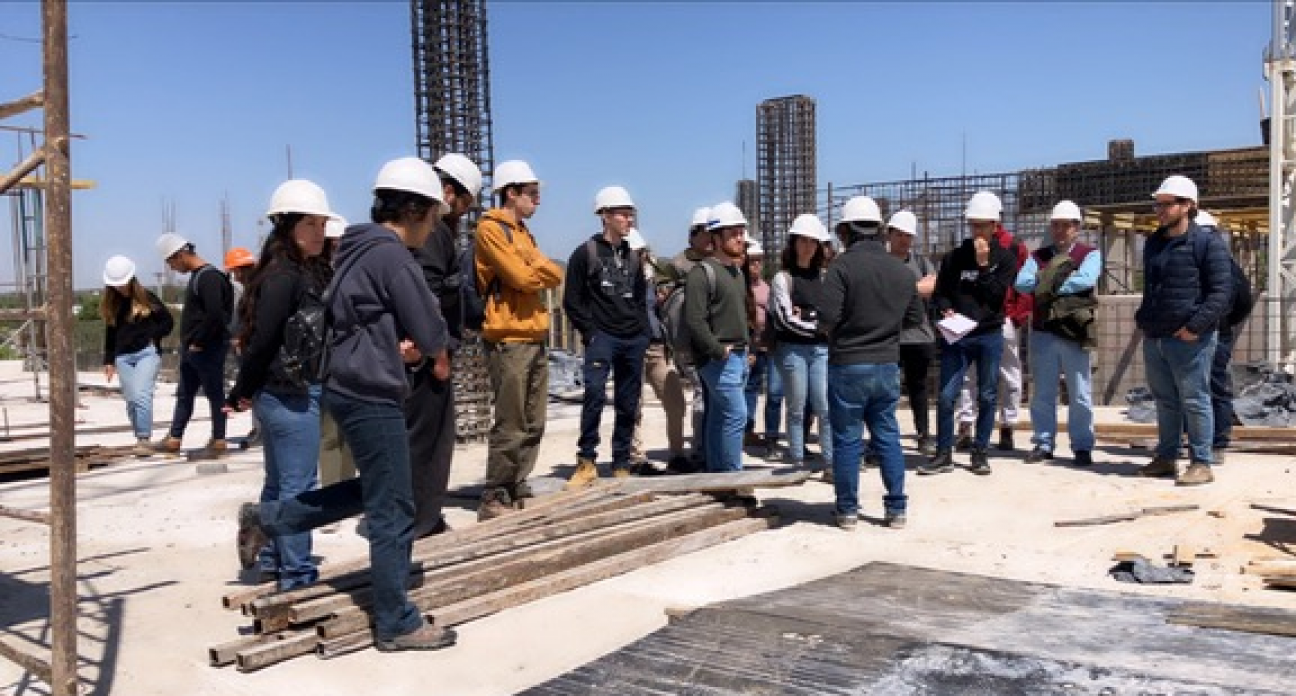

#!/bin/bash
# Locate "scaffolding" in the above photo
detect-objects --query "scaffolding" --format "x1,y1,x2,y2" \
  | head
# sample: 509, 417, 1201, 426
410, 0, 495, 442
756, 95, 816, 264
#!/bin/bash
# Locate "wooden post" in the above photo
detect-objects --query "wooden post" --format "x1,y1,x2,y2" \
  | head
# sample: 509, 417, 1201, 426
43, 1, 78, 694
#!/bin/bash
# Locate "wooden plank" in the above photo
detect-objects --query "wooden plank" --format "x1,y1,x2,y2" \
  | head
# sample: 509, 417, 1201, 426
0, 638, 51, 683
1262, 577, 1296, 589
1142, 505, 1199, 516
208, 632, 291, 667
1250, 503, 1296, 517
1055, 513, 1139, 527
0, 90, 43, 120
1083, 422, 1296, 442
1167, 605, 1296, 638
1244, 561, 1296, 577
612, 470, 812, 494
0, 504, 50, 525
1172, 545, 1197, 568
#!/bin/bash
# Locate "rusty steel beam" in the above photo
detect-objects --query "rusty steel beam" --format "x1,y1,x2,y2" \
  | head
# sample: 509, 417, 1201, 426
0, 90, 44, 120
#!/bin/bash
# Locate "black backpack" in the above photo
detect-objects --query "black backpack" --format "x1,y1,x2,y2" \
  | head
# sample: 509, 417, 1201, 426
659, 261, 716, 372
281, 241, 380, 387
1190, 231, 1255, 327
459, 223, 514, 332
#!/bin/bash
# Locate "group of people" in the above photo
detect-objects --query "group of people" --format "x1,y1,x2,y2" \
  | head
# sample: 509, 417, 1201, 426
93, 157, 1245, 650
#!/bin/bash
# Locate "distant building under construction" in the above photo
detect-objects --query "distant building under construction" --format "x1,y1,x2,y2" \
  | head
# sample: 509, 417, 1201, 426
757, 95, 816, 263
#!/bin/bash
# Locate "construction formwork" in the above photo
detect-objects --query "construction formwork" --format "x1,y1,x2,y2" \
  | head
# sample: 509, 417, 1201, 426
756, 96, 816, 264
410, 0, 495, 442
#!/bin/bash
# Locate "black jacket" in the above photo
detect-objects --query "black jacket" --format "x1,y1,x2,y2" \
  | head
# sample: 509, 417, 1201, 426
931, 238, 1018, 337
102, 290, 173, 364
819, 239, 922, 365
179, 264, 233, 350
562, 234, 648, 340
413, 218, 464, 350
228, 261, 325, 402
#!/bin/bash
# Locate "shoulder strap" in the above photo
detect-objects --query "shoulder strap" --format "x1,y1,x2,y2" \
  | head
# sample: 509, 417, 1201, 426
585, 239, 600, 279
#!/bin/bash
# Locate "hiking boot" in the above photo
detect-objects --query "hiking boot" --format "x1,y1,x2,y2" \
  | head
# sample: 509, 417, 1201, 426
1176, 462, 1214, 486
236, 503, 269, 571
997, 427, 1015, 452
477, 488, 514, 522
969, 448, 992, 475
1073, 450, 1094, 467
153, 436, 182, 454
916, 434, 937, 456
132, 438, 153, 458
1138, 456, 1177, 479
861, 453, 881, 470
1212, 448, 1227, 466
917, 450, 954, 475
612, 466, 632, 479
954, 425, 974, 451
885, 512, 907, 530
191, 439, 228, 460
666, 454, 697, 475
565, 456, 599, 490
835, 513, 858, 530
1025, 446, 1053, 464
375, 621, 457, 652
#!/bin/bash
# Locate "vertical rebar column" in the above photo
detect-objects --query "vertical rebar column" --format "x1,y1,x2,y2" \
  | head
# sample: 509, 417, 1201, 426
757, 95, 817, 267
42, 0, 77, 693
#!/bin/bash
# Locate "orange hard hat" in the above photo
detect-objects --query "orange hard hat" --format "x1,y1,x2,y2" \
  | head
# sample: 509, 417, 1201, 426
224, 247, 256, 270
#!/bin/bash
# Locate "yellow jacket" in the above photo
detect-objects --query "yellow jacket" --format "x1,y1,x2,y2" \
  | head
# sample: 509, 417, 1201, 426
474, 209, 564, 343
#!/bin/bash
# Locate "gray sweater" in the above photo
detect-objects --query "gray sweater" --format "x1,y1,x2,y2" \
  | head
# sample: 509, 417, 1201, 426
819, 239, 923, 365
325, 223, 448, 406
684, 257, 749, 363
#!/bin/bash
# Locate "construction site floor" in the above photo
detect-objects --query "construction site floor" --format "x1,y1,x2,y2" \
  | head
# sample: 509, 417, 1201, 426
2, 359, 1295, 695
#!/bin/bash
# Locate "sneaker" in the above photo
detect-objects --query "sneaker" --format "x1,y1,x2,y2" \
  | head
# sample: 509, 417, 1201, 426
153, 436, 182, 454
375, 621, 457, 652
860, 453, 880, 470
1025, 446, 1053, 464
969, 448, 992, 475
132, 438, 153, 458
1211, 448, 1227, 466
1138, 456, 1177, 478
885, 512, 907, 530
764, 445, 785, 463
1176, 462, 1214, 486
236, 503, 269, 571
954, 426, 974, 452
743, 431, 765, 448
916, 434, 937, 456
1073, 450, 1094, 467
835, 513, 858, 530
917, 450, 954, 475
477, 488, 514, 522
997, 427, 1015, 452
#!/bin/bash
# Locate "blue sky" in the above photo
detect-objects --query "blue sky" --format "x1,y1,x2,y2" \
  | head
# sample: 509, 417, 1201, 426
0, 1, 1270, 289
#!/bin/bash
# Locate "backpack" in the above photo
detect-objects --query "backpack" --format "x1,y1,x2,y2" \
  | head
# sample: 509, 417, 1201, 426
283, 240, 380, 387
1189, 230, 1254, 327
659, 261, 716, 373
583, 238, 640, 288
460, 223, 514, 332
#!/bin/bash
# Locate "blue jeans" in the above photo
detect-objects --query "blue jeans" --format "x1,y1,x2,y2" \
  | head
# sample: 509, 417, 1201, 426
744, 351, 783, 439
256, 385, 322, 590
1028, 330, 1095, 453
829, 363, 905, 518
260, 389, 421, 641
777, 343, 832, 464
578, 331, 649, 467
937, 331, 1004, 451
1144, 333, 1217, 463
697, 350, 748, 472
169, 342, 228, 440
115, 345, 160, 439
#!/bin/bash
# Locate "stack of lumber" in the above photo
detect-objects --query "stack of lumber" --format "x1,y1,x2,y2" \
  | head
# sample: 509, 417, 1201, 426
210, 483, 782, 672
1241, 558, 1296, 590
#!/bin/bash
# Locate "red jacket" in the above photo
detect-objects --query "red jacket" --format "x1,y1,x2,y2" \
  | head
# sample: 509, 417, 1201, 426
995, 225, 1033, 326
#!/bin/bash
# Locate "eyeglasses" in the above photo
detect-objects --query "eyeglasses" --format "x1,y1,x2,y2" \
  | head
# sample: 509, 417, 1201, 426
519, 187, 541, 199
1153, 198, 1188, 210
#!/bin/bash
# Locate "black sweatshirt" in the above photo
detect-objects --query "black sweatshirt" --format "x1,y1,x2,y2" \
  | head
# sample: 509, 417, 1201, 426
102, 290, 173, 364
412, 218, 464, 350
931, 238, 1018, 337
819, 239, 922, 365
179, 264, 233, 350
228, 262, 324, 402
562, 234, 648, 340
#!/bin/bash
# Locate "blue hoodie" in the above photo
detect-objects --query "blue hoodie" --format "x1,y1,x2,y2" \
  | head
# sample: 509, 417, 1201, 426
326, 223, 448, 406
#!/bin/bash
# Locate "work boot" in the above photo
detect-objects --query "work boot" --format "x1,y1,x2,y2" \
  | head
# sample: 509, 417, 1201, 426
1073, 450, 1094, 467
1176, 462, 1214, 486
954, 424, 974, 451
236, 503, 269, 570
477, 488, 514, 522
153, 436, 182, 454
1212, 448, 1227, 466
917, 450, 954, 475
132, 438, 153, 458
997, 427, 1015, 452
612, 466, 632, 479
375, 620, 457, 652
1138, 456, 1177, 479
916, 434, 936, 456
969, 448, 992, 475
565, 456, 600, 490
1025, 446, 1053, 464
191, 439, 228, 460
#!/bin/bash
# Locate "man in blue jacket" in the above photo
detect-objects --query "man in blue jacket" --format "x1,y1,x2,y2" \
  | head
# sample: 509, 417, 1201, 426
1136, 175, 1233, 486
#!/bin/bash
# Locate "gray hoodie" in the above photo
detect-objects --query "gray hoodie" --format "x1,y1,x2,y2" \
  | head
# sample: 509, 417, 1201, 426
326, 223, 448, 406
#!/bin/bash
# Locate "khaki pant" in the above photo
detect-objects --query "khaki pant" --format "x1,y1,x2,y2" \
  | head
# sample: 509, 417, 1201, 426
633, 342, 687, 459
317, 406, 355, 485
486, 341, 548, 489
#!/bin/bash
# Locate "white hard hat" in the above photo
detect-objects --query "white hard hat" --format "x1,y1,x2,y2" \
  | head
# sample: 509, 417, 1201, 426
1153, 175, 1198, 202
103, 255, 136, 286
965, 191, 1003, 221
788, 213, 829, 243
887, 210, 918, 236
433, 153, 483, 197
156, 233, 190, 259
493, 160, 539, 190
1049, 200, 1083, 222
690, 207, 711, 228
594, 185, 635, 213
266, 179, 336, 219
1195, 210, 1218, 228
626, 227, 647, 251
747, 240, 765, 256
325, 216, 348, 239
840, 196, 883, 225
374, 157, 450, 216
707, 202, 748, 230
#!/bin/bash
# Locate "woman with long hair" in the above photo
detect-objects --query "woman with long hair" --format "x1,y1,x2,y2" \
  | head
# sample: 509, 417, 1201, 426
768, 214, 833, 472
101, 255, 174, 457
226, 179, 336, 591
